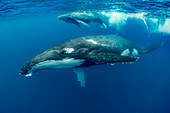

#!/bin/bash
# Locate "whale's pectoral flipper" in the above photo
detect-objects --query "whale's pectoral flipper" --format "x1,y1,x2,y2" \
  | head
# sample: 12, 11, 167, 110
139, 41, 164, 55
86, 51, 138, 64
101, 22, 107, 29
74, 68, 85, 87
74, 19, 89, 27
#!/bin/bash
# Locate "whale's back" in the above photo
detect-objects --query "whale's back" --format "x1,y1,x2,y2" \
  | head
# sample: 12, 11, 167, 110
70, 34, 137, 55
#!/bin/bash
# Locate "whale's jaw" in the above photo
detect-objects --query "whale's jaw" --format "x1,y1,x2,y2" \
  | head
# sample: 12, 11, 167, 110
20, 58, 84, 77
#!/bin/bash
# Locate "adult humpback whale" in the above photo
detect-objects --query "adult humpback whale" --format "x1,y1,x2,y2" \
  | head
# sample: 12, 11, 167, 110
19, 34, 163, 87
58, 11, 107, 28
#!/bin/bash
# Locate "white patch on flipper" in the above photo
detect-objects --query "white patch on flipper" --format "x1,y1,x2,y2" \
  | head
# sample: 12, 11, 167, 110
75, 19, 89, 27
74, 68, 85, 87
87, 39, 98, 45
111, 63, 115, 66
25, 73, 32, 77
121, 49, 130, 56
101, 23, 107, 29
64, 48, 74, 53
132, 48, 139, 56
29, 58, 84, 73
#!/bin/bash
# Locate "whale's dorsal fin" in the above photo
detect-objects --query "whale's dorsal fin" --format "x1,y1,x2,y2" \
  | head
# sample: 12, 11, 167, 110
86, 50, 138, 63
74, 68, 85, 87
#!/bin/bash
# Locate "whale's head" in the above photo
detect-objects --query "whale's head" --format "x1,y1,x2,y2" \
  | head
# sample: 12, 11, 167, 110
19, 50, 62, 77
19, 49, 85, 77
58, 15, 66, 20
58, 14, 72, 22
58, 13, 81, 24
19, 56, 51, 77
19, 60, 35, 77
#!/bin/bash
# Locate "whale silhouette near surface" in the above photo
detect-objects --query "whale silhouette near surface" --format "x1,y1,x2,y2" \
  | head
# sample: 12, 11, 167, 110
58, 11, 107, 29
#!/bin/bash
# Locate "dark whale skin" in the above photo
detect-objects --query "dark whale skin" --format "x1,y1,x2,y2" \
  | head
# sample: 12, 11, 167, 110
19, 34, 163, 75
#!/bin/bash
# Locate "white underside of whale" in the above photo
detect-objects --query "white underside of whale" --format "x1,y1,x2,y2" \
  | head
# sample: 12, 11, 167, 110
30, 58, 84, 71
26, 58, 86, 87
26, 58, 84, 76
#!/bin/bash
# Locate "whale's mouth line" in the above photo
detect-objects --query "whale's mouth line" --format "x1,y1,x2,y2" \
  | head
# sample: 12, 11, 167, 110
22, 56, 139, 77
20, 54, 139, 76
20, 58, 85, 77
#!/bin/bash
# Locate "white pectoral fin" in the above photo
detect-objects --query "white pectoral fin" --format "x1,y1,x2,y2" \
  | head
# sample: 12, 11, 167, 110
111, 63, 115, 66
121, 49, 130, 56
25, 73, 32, 77
101, 22, 107, 29
74, 68, 85, 87
75, 19, 89, 27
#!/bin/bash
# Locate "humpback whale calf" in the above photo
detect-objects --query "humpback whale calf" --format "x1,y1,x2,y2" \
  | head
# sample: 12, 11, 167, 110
19, 34, 163, 87
58, 11, 107, 28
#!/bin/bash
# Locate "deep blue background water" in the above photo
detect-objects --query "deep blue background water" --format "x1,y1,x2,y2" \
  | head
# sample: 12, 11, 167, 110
0, 14, 170, 113
0, 0, 170, 112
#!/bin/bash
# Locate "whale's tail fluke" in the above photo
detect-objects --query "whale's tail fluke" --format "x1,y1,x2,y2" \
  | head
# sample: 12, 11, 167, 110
139, 42, 163, 55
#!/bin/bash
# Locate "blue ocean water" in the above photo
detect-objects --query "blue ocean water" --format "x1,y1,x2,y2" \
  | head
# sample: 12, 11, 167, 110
0, 0, 170, 113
